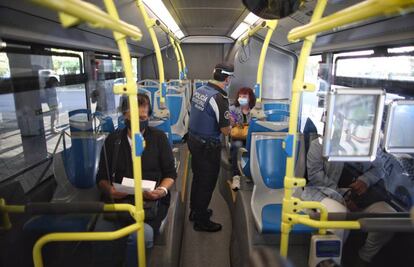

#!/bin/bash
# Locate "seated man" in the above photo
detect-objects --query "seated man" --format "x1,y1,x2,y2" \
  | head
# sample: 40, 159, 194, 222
304, 137, 395, 266
96, 93, 177, 265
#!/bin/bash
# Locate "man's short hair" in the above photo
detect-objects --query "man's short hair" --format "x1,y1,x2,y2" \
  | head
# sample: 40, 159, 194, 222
213, 62, 234, 82
119, 93, 152, 115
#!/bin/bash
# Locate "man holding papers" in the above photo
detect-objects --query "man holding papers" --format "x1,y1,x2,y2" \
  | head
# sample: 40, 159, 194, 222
96, 93, 177, 235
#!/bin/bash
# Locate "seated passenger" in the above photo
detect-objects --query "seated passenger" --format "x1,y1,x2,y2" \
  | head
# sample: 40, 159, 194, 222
229, 87, 256, 190
96, 93, 177, 265
304, 137, 396, 266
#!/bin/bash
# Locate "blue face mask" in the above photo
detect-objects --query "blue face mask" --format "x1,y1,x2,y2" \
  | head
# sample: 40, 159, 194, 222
238, 97, 249, 106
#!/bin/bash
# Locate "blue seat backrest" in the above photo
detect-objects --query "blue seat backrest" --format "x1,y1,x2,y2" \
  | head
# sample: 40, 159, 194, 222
256, 138, 287, 189
246, 120, 288, 154
166, 95, 183, 125
263, 102, 289, 122
63, 135, 105, 189
118, 115, 126, 130
149, 119, 173, 145
68, 109, 93, 133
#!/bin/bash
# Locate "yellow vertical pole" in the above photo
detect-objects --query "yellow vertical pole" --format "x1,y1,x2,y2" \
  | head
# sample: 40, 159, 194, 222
280, 0, 328, 258
255, 20, 278, 103
176, 42, 187, 79
136, 0, 166, 104
169, 36, 184, 80
104, 1, 146, 266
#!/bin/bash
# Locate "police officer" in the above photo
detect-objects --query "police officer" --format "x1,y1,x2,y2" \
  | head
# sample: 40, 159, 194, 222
187, 62, 233, 232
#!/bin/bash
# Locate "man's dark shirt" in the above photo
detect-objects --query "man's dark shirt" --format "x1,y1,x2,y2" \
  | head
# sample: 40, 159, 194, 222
96, 126, 177, 205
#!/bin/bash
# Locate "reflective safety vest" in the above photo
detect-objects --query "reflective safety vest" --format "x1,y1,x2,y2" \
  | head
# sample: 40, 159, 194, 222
189, 84, 221, 139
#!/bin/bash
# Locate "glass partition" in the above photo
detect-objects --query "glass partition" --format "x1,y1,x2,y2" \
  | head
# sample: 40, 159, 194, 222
323, 88, 385, 161
384, 100, 414, 153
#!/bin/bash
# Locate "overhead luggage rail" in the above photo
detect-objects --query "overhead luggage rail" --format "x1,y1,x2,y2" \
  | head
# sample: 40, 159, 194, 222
5, 0, 148, 266
280, 0, 414, 259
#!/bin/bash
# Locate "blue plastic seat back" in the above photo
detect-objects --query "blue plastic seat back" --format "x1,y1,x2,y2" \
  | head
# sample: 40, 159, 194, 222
149, 119, 173, 145
263, 102, 289, 122
246, 120, 289, 154
63, 136, 105, 189
68, 109, 93, 133
166, 95, 183, 126
256, 138, 287, 189
117, 115, 126, 130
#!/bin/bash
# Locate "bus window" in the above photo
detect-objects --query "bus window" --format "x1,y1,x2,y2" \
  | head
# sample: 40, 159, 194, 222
301, 55, 325, 134
0, 48, 86, 190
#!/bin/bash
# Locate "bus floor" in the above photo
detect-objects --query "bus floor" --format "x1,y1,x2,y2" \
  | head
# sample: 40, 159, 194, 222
342, 229, 414, 267
180, 168, 232, 267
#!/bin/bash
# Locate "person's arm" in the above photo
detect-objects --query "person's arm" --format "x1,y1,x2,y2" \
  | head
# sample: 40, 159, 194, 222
210, 94, 231, 136
144, 132, 177, 200
350, 149, 384, 195
307, 139, 338, 189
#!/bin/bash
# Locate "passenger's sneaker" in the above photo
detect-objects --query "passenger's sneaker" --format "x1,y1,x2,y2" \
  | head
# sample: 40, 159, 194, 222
189, 209, 213, 222
193, 219, 222, 232
231, 175, 241, 191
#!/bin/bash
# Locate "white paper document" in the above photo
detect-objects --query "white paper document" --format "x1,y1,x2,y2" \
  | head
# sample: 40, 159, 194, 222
113, 177, 157, 195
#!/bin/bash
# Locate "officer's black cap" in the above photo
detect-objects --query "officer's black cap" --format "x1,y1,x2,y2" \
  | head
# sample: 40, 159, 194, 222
214, 62, 234, 76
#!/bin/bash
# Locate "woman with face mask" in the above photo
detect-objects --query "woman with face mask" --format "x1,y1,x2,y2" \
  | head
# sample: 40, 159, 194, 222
229, 87, 256, 190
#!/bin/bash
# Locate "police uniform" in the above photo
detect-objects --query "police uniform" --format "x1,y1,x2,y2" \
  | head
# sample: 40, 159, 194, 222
188, 80, 230, 226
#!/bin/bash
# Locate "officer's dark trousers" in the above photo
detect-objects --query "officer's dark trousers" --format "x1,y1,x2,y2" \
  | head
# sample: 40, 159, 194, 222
188, 135, 221, 222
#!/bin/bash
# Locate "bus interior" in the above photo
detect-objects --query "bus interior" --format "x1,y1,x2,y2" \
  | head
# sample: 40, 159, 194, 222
0, 0, 414, 267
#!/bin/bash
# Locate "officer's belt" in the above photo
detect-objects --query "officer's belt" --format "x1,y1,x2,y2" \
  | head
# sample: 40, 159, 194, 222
188, 133, 220, 145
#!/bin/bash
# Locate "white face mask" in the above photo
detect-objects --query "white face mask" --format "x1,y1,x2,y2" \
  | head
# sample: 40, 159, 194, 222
238, 97, 249, 106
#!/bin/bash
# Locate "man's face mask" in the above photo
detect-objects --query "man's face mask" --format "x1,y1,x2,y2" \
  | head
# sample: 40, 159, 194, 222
125, 118, 148, 132
238, 97, 249, 106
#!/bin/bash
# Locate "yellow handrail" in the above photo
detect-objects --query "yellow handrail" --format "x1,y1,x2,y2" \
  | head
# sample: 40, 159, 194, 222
281, 0, 414, 259
27, 0, 146, 266
288, 0, 414, 42
177, 42, 187, 79
155, 19, 186, 80
255, 20, 278, 103
104, 1, 146, 266
31, 0, 142, 41
33, 223, 140, 267
280, 0, 329, 257
136, 0, 166, 104
239, 20, 267, 46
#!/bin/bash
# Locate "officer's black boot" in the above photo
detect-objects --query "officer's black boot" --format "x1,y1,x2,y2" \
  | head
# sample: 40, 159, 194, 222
194, 219, 222, 232
189, 209, 213, 221
192, 210, 221, 232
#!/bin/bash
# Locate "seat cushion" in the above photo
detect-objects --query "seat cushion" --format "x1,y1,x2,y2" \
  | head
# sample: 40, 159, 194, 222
24, 214, 93, 233
262, 204, 315, 234
172, 134, 183, 144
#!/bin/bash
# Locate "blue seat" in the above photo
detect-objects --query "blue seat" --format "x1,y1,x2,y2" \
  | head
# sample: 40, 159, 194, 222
262, 204, 315, 234
149, 119, 173, 145
69, 109, 93, 133
24, 135, 105, 233
138, 79, 159, 106
263, 102, 289, 122
250, 132, 315, 234
238, 120, 288, 178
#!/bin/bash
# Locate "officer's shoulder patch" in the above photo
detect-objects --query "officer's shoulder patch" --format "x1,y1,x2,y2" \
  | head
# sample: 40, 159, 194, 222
224, 111, 230, 120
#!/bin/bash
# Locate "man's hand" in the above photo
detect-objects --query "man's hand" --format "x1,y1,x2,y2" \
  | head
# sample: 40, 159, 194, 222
109, 186, 129, 199
144, 188, 166, 200
349, 179, 368, 195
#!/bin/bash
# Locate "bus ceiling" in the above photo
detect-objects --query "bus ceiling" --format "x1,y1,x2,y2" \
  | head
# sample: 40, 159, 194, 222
1, 0, 413, 56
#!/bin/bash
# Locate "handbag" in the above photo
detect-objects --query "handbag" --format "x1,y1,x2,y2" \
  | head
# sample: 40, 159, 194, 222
231, 123, 249, 140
